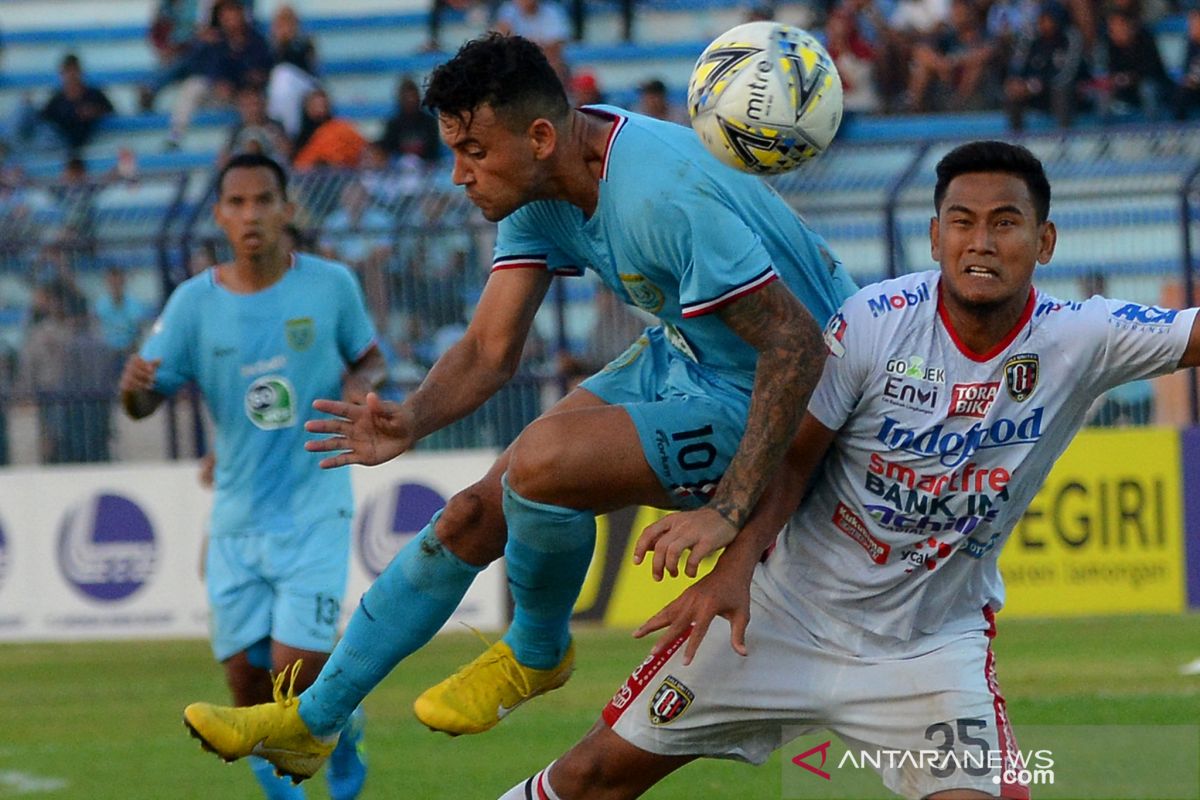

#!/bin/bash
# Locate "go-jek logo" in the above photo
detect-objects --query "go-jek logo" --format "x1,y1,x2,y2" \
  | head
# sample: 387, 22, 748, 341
354, 482, 446, 577
876, 408, 1044, 467
57, 494, 157, 601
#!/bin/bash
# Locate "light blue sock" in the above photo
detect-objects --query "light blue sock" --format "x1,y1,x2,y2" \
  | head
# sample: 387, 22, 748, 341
500, 476, 596, 670
249, 756, 306, 799
297, 516, 483, 736
326, 706, 367, 800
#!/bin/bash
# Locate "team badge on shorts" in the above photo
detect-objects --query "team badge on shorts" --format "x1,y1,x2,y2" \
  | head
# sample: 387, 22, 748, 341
649, 675, 694, 725
1003, 353, 1039, 402
285, 317, 315, 351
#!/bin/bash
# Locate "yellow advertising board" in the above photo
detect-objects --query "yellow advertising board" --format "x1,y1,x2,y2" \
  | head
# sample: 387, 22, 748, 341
575, 505, 717, 628
578, 428, 1188, 627
998, 427, 1187, 617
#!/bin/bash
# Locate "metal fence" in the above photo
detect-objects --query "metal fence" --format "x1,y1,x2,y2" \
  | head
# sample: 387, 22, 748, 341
3, 124, 1200, 466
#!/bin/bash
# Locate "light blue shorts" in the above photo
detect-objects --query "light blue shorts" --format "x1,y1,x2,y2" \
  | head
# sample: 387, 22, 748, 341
580, 326, 751, 510
205, 515, 351, 662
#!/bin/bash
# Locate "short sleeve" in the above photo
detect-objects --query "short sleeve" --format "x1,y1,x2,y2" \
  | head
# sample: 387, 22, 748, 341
1092, 298, 1197, 391
663, 195, 776, 318
140, 282, 197, 396
493, 206, 581, 276
333, 265, 378, 363
807, 298, 874, 431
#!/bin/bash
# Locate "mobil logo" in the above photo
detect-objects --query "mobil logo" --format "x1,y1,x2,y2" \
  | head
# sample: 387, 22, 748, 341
867, 282, 931, 317
57, 494, 157, 602
875, 408, 1044, 467
355, 482, 446, 577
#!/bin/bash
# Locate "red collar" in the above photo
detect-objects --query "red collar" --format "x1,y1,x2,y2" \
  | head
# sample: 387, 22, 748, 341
937, 281, 1035, 363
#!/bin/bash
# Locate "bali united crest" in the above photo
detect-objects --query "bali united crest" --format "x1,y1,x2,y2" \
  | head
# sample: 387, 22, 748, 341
649, 675, 694, 726
1003, 353, 1039, 402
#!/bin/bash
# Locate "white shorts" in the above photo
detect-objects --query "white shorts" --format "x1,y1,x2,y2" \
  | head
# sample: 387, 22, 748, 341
603, 578, 1030, 800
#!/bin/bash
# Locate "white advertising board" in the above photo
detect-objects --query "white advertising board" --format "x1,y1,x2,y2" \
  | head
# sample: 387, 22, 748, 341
0, 451, 505, 643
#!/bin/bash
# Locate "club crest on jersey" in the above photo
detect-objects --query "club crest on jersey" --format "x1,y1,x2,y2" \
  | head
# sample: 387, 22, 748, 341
619, 273, 665, 314
285, 317, 315, 351
649, 676, 694, 725
1003, 353, 1039, 402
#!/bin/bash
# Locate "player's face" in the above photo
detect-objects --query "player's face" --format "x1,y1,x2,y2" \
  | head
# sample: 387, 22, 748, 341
214, 166, 293, 259
440, 105, 547, 222
931, 171, 1055, 315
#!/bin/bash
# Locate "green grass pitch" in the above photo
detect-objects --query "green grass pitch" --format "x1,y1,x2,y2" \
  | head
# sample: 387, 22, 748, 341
1, 614, 1197, 798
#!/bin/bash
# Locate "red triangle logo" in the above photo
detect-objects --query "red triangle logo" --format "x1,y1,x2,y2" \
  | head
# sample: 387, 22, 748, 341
792, 740, 832, 780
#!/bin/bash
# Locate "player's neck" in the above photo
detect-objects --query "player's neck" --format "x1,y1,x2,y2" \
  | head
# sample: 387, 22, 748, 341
940, 290, 1032, 357
548, 110, 610, 217
219, 249, 292, 293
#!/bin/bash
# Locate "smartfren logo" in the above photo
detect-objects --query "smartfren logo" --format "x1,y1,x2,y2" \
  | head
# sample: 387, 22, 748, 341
57, 494, 157, 601
355, 482, 446, 577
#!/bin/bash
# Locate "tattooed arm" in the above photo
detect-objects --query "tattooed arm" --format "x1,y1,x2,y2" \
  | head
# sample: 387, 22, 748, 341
634, 279, 826, 578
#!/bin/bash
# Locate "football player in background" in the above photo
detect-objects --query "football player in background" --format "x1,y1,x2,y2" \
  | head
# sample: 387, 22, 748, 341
121, 153, 384, 800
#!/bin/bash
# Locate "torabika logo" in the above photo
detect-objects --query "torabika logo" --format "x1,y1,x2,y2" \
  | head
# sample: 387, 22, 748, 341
355, 482, 446, 577
57, 494, 158, 601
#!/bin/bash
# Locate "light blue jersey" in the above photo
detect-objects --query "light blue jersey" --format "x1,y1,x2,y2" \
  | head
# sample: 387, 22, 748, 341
493, 106, 856, 390
142, 254, 377, 537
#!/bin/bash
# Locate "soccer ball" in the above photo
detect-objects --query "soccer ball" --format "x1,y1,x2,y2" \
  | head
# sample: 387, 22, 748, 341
687, 21, 843, 175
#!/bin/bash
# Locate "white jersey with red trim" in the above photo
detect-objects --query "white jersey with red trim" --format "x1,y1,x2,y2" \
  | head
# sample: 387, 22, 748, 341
761, 270, 1196, 640
490, 105, 855, 389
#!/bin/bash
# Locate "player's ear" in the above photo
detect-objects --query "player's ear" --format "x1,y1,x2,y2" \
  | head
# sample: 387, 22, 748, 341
528, 117, 557, 160
929, 216, 941, 261
1036, 219, 1057, 265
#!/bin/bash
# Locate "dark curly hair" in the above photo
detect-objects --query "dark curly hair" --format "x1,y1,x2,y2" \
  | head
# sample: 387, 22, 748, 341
423, 33, 570, 131
934, 141, 1051, 223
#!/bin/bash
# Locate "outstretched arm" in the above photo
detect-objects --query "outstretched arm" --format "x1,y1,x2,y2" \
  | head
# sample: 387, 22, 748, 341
306, 267, 553, 467
634, 413, 837, 662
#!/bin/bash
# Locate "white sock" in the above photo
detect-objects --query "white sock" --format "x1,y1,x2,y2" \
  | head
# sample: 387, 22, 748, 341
498, 762, 562, 800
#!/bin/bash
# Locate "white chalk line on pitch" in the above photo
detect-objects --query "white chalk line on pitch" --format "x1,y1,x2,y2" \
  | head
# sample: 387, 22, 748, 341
0, 770, 70, 795
1181, 657, 1200, 676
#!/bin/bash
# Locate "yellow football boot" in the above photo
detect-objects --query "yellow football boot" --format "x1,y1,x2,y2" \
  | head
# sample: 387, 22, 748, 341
183, 661, 336, 783
414, 639, 575, 735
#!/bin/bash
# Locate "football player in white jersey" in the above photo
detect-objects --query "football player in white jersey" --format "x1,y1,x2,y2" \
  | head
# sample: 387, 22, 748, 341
496, 140, 1200, 800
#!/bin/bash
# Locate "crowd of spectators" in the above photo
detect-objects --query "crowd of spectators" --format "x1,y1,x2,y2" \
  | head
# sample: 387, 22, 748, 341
817, 0, 1200, 125
2, 0, 1200, 465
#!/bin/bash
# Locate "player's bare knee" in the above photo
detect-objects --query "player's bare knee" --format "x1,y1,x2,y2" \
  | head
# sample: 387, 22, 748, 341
506, 420, 569, 503
435, 483, 506, 562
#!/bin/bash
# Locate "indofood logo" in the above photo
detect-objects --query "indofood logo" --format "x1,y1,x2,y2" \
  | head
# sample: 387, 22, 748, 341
355, 482, 446, 577
57, 494, 158, 601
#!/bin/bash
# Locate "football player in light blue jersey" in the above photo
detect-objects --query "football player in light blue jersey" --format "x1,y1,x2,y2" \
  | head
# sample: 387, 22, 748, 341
180, 35, 853, 783
122, 154, 384, 800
